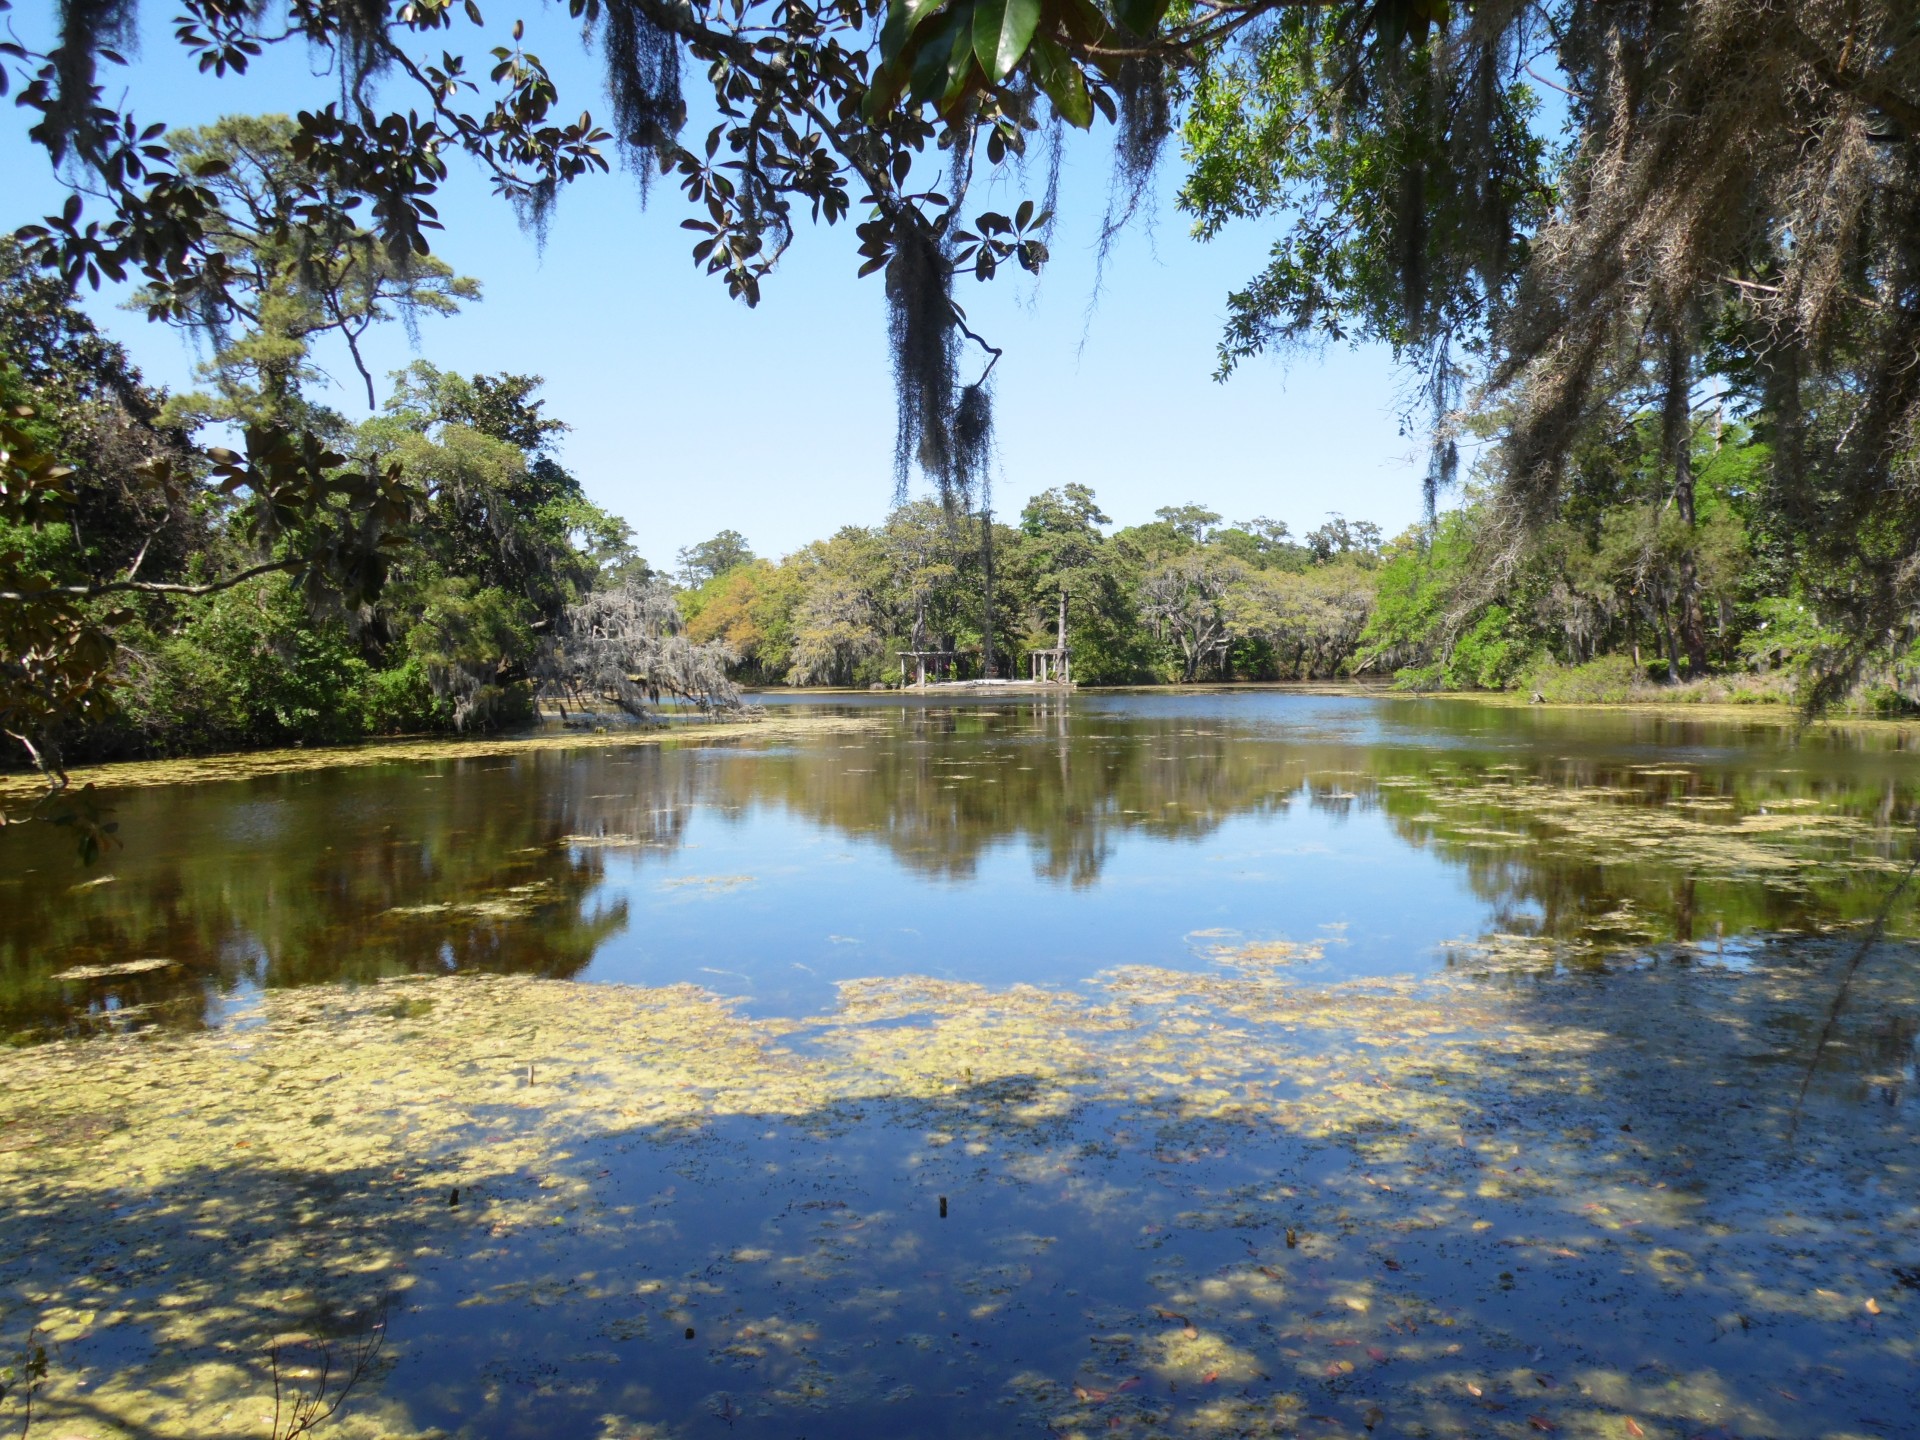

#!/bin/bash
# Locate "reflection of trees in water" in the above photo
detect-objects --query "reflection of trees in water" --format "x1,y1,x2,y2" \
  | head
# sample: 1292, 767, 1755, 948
705, 702, 1298, 885
7, 704, 1918, 1036
0, 748, 706, 1038
1363, 748, 1919, 949
712, 701, 1920, 945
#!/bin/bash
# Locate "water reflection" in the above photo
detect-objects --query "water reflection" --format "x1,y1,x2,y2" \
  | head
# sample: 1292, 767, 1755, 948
3, 692, 1915, 1036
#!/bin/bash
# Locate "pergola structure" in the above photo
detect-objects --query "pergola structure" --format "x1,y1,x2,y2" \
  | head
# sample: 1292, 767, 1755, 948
897, 649, 961, 687
1028, 646, 1069, 684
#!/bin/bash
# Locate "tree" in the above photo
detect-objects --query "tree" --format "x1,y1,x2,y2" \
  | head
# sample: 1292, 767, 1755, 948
1, 238, 412, 794
1226, 564, 1374, 678
1214, 516, 1306, 571
683, 558, 803, 682
1019, 483, 1109, 667
677, 530, 756, 587
1154, 505, 1224, 548
15, 0, 1920, 706
135, 115, 478, 426
1303, 515, 1381, 565
540, 575, 740, 715
1140, 551, 1247, 682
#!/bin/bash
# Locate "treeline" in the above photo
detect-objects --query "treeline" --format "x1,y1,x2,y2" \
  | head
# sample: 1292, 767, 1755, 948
677, 494, 1384, 687
682, 411, 1903, 707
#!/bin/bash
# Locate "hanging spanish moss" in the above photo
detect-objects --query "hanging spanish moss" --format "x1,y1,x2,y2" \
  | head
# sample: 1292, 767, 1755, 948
46, 0, 139, 161
1092, 57, 1174, 285
539, 577, 742, 717
950, 379, 995, 512
324, 0, 394, 104
1490, 0, 1920, 662
1420, 336, 1460, 523
886, 227, 960, 502
1114, 56, 1173, 202
596, 0, 687, 198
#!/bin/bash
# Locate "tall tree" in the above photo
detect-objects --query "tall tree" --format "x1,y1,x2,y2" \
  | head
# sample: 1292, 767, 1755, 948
136, 115, 478, 426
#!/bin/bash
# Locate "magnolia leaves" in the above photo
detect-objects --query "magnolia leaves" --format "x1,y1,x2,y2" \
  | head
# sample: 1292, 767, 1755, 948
976, 0, 1044, 84
207, 424, 418, 612
953, 199, 1051, 280
865, 0, 1170, 124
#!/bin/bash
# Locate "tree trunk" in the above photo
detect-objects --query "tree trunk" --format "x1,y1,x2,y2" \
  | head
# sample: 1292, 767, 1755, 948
980, 507, 996, 679
1666, 332, 1711, 677
1056, 587, 1068, 684
1673, 449, 1710, 676
1656, 592, 1680, 682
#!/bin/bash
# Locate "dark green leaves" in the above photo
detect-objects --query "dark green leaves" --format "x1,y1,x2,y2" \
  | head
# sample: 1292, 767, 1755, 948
1029, 35, 1091, 127
869, 0, 1113, 121
1109, 0, 1168, 36
972, 0, 1042, 83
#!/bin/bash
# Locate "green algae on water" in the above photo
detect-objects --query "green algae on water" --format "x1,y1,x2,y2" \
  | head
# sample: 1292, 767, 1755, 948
1, 940, 1914, 1439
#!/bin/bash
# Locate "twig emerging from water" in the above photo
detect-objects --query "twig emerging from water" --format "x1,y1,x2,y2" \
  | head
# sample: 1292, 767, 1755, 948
268, 1308, 387, 1440
1786, 819, 1920, 1142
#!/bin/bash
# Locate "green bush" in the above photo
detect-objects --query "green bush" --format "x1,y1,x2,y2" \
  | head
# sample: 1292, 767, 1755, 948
116, 575, 377, 751
1444, 605, 1532, 690
1523, 654, 1646, 704
363, 656, 456, 733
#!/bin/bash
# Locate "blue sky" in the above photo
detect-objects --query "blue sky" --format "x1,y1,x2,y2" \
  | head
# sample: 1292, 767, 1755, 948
2, 9, 1434, 567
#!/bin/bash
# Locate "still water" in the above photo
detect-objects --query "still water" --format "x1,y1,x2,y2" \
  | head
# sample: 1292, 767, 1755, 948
4, 689, 1917, 1037
2, 691, 1917, 1440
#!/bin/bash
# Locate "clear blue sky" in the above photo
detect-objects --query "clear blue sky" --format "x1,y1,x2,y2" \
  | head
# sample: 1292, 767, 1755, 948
2, 9, 1434, 567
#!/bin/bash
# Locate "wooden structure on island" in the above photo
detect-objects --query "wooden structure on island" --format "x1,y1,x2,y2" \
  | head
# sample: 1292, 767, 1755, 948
1027, 588, 1072, 686
897, 648, 962, 687
1028, 646, 1069, 684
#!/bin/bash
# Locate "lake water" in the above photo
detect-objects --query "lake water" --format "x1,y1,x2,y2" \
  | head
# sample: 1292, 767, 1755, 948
2, 691, 1917, 1440
5, 689, 1919, 1037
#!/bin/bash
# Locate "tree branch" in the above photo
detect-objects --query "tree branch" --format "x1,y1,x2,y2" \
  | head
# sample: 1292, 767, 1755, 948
0, 558, 297, 602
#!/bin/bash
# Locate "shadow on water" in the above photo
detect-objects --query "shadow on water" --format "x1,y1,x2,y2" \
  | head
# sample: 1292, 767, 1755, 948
2, 932, 1914, 1438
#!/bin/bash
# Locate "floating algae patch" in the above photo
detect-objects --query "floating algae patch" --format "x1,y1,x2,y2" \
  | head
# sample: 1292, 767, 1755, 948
50, 957, 177, 982
0, 714, 876, 802
1, 942, 1914, 1439
386, 881, 560, 921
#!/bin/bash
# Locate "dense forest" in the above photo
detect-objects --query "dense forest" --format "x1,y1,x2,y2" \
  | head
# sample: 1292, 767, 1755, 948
7, 0, 1920, 781
672, 417, 1885, 706
2, 117, 1907, 782
0, 119, 740, 777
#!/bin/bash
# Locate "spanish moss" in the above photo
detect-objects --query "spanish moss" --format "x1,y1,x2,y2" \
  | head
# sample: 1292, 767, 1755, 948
885, 227, 960, 503
596, 0, 686, 198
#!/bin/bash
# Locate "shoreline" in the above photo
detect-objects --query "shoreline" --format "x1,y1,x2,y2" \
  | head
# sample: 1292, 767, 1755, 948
9, 684, 1915, 802
0, 712, 875, 801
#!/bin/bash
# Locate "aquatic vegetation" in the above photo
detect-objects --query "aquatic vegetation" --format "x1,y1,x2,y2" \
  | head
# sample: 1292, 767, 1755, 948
0, 937, 1912, 1438
0, 715, 867, 805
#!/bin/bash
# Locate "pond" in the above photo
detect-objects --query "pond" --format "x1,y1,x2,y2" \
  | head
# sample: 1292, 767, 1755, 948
0, 690, 1916, 1439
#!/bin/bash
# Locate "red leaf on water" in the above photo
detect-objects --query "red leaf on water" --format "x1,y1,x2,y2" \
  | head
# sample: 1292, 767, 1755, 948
1367, 1347, 1389, 1362
1625, 1421, 1645, 1438
1202, 1370, 1219, 1384
1528, 1417, 1556, 1432
1115, 1376, 1143, 1393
